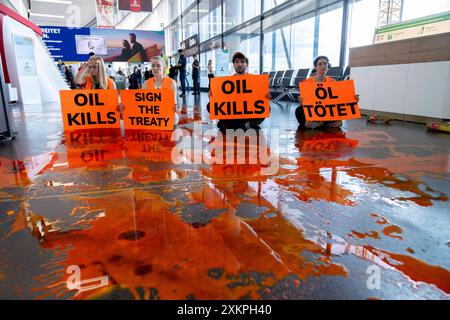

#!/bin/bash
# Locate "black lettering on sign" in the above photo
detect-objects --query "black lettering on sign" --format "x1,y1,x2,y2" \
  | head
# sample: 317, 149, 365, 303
73, 93, 105, 106
304, 105, 314, 118
221, 80, 253, 94
215, 102, 227, 116
315, 87, 328, 99
336, 103, 347, 116
138, 105, 160, 114
314, 103, 327, 117
314, 84, 339, 100
67, 113, 81, 126
128, 116, 170, 127
213, 101, 266, 116
67, 112, 117, 126
328, 87, 338, 99
324, 104, 336, 117
107, 112, 117, 124
254, 100, 265, 114
347, 102, 358, 114
222, 81, 234, 94
135, 92, 162, 102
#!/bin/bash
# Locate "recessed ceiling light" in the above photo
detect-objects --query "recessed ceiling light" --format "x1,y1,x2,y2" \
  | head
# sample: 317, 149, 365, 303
30, 13, 65, 19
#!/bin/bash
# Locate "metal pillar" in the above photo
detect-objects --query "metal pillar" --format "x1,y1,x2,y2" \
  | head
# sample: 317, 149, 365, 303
378, 0, 404, 27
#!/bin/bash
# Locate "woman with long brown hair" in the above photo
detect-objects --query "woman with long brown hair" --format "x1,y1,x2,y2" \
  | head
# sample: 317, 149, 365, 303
74, 56, 116, 90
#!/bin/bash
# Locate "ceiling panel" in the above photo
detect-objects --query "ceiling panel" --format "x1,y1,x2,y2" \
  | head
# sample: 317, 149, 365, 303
29, 0, 96, 27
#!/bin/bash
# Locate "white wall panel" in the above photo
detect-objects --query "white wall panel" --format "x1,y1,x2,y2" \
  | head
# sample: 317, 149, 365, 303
351, 66, 376, 110
351, 61, 450, 119
404, 61, 450, 118
373, 64, 409, 114
442, 64, 450, 119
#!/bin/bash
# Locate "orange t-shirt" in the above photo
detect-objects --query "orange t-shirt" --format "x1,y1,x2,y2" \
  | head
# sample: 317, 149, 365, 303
304, 76, 335, 83
84, 76, 115, 89
146, 77, 173, 90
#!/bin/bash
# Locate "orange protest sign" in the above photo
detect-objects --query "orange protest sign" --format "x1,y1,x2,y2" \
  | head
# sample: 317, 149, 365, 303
299, 80, 361, 121
209, 74, 270, 120
120, 89, 175, 131
59, 90, 120, 131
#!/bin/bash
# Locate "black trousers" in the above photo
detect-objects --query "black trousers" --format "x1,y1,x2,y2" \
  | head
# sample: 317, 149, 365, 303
295, 105, 306, 128
192, 74, 200, 94
207, 73, 214, 91
179, 71, 186, 94
193, 76, 200, 94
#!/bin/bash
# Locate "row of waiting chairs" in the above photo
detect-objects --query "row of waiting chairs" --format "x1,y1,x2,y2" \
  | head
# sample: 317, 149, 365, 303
263, 66, 350, 103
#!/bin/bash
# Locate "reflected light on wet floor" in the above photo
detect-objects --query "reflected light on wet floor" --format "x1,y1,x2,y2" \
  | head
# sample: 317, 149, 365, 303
0, 102, 449, 300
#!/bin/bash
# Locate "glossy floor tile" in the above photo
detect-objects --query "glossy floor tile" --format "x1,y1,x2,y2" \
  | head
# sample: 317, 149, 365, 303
0, 94, 449, 299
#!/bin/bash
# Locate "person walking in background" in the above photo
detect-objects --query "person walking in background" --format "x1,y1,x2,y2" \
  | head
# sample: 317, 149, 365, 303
207, 59, 214, 91
107, 64, 116, 81
136, 64, 143, 88
128, 67, 140, 89
64, 65, 75, 89
191, 55, 200, 95
169, 64, 178, 81
57, 60, 64, 73
144, 67, 153, 80
175, 49, 187, 97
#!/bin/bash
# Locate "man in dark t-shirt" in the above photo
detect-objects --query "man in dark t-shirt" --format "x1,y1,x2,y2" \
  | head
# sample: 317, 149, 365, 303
207, 52, 268, 130
175, 49, 187, 97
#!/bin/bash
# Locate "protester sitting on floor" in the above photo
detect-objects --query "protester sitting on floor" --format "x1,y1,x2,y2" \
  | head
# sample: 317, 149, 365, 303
207, 51, 270, 130
295, 55, 359, 129
74, 56, 116, 90
117, 56, 179, 126
142, 56, 179, 126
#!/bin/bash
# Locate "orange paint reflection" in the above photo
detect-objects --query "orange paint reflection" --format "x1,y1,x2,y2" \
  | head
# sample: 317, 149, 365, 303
1, 126, 449, 299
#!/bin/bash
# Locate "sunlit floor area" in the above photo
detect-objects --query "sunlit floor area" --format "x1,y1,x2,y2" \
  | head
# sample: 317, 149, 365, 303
0, 93, 449, 299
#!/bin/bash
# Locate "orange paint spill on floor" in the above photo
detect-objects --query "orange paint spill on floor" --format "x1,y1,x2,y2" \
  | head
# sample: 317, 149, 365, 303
0, 127, 448, 299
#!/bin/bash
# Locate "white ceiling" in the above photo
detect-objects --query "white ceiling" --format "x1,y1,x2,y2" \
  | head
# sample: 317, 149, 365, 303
29, 0, 96, 27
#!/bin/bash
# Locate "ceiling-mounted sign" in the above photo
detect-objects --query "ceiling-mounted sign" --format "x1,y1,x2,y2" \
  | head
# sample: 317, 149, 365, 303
119, 0, 153, 12
180, 34, 199, 56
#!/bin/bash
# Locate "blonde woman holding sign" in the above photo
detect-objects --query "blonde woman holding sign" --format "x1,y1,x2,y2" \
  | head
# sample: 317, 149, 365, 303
75, 56, 116, 90
296, 56, 359, 129
116, 57, 179, 126
142, 56, 179, 126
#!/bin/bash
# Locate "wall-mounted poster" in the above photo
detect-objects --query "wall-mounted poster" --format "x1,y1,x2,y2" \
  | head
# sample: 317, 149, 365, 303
12, 34, 37, 76
41, 26, 164, 62
215, 49, 229, 77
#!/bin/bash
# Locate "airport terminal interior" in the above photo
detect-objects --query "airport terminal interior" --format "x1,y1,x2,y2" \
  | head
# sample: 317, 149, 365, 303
0, 0, 449, 300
